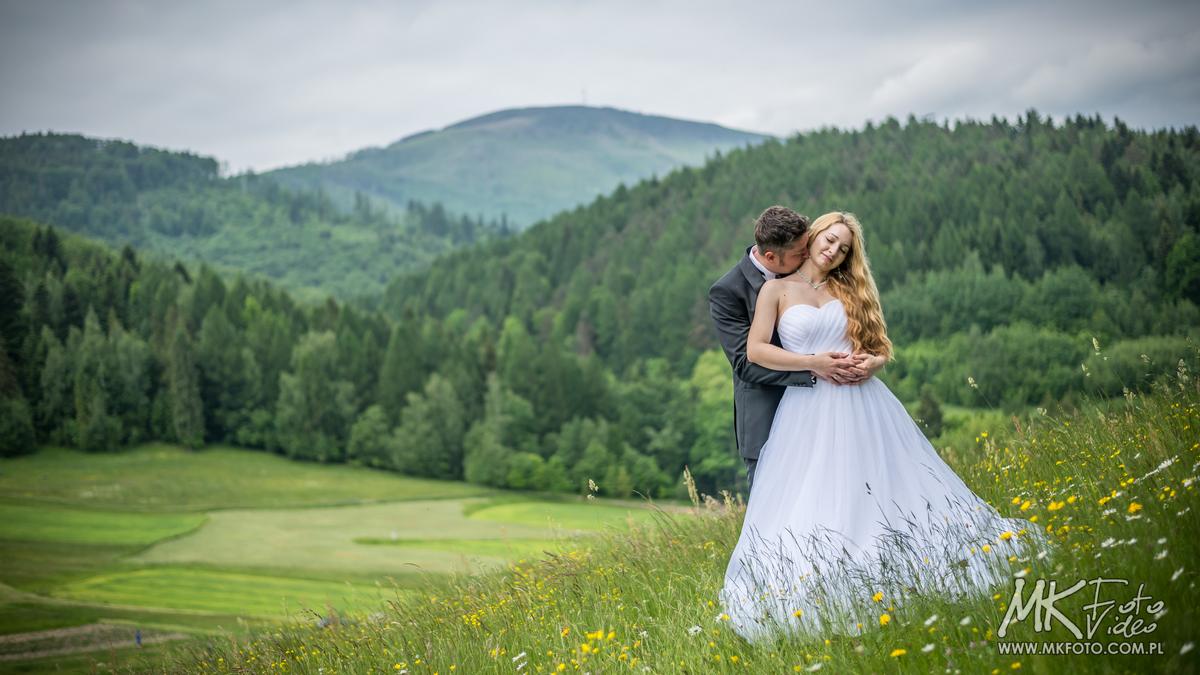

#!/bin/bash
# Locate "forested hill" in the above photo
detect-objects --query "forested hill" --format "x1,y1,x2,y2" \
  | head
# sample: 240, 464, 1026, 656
0, 133, 508, 301
266, 105, 770, 228
2, 115, 1199, 501
382, 112, 1200, 405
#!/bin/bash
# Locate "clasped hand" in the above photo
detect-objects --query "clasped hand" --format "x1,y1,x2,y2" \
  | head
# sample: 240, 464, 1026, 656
810, 352, 880, 385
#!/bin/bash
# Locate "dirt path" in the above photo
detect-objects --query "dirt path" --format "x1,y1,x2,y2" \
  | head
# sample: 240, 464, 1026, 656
0, 623, 191, 662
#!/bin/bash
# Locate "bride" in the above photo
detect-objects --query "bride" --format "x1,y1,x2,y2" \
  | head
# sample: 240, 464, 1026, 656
719, 211, 1039, 642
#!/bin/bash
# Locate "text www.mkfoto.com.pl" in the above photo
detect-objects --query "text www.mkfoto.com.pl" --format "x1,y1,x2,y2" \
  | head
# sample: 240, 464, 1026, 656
998, 641, 1165, 656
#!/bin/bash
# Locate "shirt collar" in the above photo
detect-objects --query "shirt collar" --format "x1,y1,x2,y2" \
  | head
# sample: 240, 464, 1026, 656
748, 246, 776, 280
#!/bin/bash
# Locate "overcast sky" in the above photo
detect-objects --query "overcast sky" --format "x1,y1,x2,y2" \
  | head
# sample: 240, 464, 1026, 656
2, 0, 1197, 173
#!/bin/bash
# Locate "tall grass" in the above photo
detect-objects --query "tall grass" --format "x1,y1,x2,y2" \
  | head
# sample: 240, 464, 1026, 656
157, 374, 1199, 674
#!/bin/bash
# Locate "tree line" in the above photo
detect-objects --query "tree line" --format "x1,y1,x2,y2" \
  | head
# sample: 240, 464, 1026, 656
1, 112, 1198, 498
0, 133, 511, 302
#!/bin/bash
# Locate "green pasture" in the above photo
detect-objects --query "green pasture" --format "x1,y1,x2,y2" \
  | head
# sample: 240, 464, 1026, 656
0, 444, 492, 511
171, 385, 1200, 675
0, 443, 670, 673
51, 568, 404, 618
355, 537, 566, 559
129, 498, 561, 574
467, 499, 664, 532
0, 502, 206, 546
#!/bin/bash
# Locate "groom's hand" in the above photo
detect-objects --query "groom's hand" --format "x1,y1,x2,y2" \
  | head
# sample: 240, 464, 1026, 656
810, 351, 856, 384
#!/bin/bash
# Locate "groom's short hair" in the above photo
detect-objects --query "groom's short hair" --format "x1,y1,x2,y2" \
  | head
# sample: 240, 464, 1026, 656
754, 206, 809, 254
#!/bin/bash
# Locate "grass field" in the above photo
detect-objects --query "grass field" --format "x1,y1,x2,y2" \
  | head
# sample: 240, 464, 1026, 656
0, 444, 667, 673
130, 498, 557, 574
467, 500, 663, 531
165, 382, 1200, 674
0, 502, 206, 546
51, 568, 405, 618
0, 444, 492, 511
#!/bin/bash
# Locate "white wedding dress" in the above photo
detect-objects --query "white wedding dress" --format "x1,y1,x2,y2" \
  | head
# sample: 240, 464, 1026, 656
720, 299, 1040, 642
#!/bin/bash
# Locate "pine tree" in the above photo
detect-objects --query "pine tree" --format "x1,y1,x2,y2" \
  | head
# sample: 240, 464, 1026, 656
167, 316, 205, 449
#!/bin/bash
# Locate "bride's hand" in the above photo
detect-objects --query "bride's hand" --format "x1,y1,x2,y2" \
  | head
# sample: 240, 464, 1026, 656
810, 351, 855, 383
841, 353, 885, 384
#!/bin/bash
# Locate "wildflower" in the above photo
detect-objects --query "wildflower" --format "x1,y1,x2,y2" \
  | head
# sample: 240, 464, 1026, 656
923, 614, 939, 626
960, 616, 972, 626
513, 652, 527, 662
1012, 662, 1022, 669
561, 627, 570, 637
793, 609, 804, 618
890, 648, 907, 657
922, 643, 935, 653
687, 625, 702, 636
1171, 567, 1184, 582
999, 531, 1014, 541
968, 376, 978, 389
717, 613, 730, 622
1047, 501, 1064, 511
1067, 495, 1077, 504
879, 613, 891, 626
982, 544, 992, 553
872, 592, 884, 602
1128, 502, 1143, 514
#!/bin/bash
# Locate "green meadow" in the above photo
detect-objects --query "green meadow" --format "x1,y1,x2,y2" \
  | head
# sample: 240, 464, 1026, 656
162, 381, 1200, 674
0, 445, 665, 673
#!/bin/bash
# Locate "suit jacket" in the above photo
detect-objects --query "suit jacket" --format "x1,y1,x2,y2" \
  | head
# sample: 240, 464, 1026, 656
708, 247, 816, 460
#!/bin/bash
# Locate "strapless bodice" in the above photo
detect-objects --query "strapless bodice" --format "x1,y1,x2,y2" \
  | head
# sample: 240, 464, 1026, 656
777, 299, 854, 354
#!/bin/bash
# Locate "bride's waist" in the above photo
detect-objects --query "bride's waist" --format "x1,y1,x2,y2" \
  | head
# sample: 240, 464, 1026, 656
781, 345, 856, 354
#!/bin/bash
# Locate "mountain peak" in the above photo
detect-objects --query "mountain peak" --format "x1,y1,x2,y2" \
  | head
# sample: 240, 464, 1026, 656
269, 106, 770, 227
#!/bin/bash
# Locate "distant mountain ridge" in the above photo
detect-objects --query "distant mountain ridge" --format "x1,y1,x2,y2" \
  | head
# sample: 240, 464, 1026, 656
0, 133, 506, 302
267, 105, 772, 227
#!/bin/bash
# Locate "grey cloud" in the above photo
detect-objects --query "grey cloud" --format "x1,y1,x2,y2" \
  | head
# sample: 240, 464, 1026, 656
1, 0, 1196, 172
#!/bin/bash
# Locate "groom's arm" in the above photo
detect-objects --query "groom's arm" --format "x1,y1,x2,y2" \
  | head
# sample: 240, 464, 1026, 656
709, 283, 816, 387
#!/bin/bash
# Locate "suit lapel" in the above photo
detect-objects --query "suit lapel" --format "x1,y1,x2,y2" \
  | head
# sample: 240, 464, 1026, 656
738, 246, 766, 294
738, 246, 783, 347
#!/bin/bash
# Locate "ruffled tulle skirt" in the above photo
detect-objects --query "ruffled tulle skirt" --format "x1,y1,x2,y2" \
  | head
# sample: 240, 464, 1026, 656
720, 378, 1042, 642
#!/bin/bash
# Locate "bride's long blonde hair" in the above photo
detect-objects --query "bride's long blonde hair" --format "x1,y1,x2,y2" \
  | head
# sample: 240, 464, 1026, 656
809, 211, 893, 360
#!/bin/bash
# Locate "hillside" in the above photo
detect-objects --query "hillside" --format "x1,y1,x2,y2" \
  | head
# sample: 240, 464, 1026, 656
0, 133, 507, 301
169, 384, 1200, 673
380, 113, 1200, 408
3, 113, 1198, 507
267, 105, 771, 228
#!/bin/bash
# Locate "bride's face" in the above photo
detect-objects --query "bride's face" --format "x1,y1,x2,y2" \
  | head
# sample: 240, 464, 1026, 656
809, 223, 852, 272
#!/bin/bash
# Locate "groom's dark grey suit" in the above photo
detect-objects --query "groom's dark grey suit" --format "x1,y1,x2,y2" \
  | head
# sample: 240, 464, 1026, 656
708, 247, 816, 490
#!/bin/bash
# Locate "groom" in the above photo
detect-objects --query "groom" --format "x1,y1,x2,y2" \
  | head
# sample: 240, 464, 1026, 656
708, 206, 858, 491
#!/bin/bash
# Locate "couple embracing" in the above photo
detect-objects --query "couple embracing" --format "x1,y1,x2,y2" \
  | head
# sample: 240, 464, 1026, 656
708, 207, 1038, 641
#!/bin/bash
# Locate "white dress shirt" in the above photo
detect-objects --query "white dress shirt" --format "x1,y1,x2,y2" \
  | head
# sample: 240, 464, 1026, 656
748, 246, 776, 280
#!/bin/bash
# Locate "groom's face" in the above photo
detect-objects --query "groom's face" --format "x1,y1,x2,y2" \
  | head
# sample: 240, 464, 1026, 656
763, 235, 808, 275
